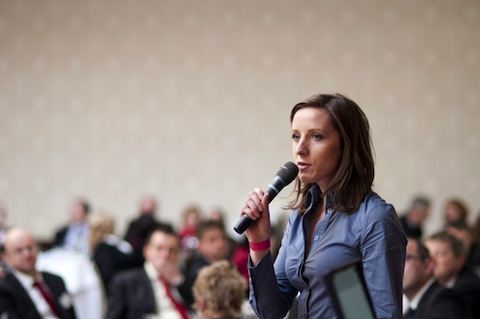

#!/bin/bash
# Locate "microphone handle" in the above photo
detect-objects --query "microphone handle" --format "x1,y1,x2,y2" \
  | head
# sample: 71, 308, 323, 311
233, 187, 278, 234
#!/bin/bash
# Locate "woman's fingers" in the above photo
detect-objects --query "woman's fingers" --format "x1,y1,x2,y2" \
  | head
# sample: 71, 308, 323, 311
242, 188, 265, 219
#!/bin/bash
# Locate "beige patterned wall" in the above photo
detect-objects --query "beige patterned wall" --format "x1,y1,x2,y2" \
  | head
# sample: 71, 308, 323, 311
1, 0, 479, 239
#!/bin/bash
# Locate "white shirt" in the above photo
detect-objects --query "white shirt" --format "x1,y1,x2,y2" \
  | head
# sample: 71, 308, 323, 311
13, 270, 58, 319
63, 222, 89, 254
445, 276, 458, 288
403, 278, 435, 314
144, 262, 182, 319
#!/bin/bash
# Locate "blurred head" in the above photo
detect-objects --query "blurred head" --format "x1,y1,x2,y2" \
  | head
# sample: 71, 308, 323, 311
139, 195, 157, 216
443, 198, 468, 227
197, 221, 229, 263
446, 222, 473, 254
289, 93, 374, 214
193, 261, 247, 319
3, 228, 38, 276
182, 205, 202, 229
403, 238, 434, 299
407, 196, 431, 226
425, 232, 465, 286
69, 198, 90, 223
207, 207, 226, 229
89, 212, 115, 251
143, 226, 180, 272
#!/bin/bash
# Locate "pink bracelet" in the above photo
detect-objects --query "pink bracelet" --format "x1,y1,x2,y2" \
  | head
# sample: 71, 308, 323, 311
249, 239, 271, 251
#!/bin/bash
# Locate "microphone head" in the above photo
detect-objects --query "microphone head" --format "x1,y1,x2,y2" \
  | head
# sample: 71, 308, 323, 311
276, 161, 299, 185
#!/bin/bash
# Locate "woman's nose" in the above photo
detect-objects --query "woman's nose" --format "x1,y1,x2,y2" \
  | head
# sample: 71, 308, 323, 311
295, 139, 307, 155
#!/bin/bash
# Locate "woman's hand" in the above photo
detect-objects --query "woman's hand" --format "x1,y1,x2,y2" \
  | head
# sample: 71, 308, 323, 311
240, 188, 271, 264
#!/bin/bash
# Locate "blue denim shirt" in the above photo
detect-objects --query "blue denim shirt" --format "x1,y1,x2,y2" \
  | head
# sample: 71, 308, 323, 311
249, 185, 406, 319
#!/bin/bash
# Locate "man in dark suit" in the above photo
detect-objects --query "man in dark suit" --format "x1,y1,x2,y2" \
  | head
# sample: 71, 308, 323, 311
123, 196, 173, 266
107, 225, 190, 319
426, 232, 480, 318
402, 237, 467, 319
182, 220, 230, 307
0, 228, 77, 319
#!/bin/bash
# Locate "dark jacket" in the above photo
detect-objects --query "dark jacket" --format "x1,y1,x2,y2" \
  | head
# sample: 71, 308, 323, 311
0, 271, 77, 319
182, 253, 210, 307
92, 240, 135, 291
413, 281, 468, 319
106, 267, 190, 319
452, 268, 480, 319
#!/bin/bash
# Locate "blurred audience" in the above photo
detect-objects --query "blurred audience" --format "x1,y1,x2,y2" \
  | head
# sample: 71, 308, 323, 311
2, 192, 478, 318
443, 197, 469, 229
193, 261, 247, 319
182, 220, 230, 307
0, 228, 77, 319
445, 222, 480, 272
206, 207, 236, 258
124, 195, 172, 266
89, 212, 134, 292
107, 225, 191, 319
54, 198, 91, 255
231, 236, 249, 281
402, 237, 468, 318
399, 196, 431, 239
179, 204, 202, 258
425, 232, 480, 318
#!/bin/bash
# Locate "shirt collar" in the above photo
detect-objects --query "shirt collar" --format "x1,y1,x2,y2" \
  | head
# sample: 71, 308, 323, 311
12, 269, 43, 287
445, 276, 457, 288
306, 184, 335, 212
144, 262, 159, 280
405, 278, 435, 311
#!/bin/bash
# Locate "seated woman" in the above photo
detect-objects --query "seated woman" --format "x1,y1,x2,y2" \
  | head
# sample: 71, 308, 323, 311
89, 212, 134, 291
193, 261, 247, 319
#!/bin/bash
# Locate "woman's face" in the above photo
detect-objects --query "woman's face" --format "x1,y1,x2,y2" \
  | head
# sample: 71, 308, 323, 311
291, 107, 342, 190
444, 202, 462, 223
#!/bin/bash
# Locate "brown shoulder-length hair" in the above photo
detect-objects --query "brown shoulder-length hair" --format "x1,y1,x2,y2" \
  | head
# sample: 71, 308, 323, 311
288, 93, 375, 214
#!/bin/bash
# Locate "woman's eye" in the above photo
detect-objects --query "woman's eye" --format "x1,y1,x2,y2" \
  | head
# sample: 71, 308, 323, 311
291, 133, 300, 141
312, 133, 323, 141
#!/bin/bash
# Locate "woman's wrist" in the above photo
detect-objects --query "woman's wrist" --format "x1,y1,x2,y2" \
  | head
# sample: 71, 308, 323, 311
249, 238, 271, 251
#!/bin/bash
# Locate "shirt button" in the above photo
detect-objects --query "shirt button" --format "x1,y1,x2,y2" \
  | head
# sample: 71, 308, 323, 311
314, 235, 319, 241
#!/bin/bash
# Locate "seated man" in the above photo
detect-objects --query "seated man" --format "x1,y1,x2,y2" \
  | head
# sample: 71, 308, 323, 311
425, 231, 480, 318
193, 260, 247, 319
402, 237, 467, 319
107, 225, 190, 319
0, 228, 77, 319
399, 196, 431, 240
124, 196, 172, 266
182, 220, 230, 306
54, 198, 91, 254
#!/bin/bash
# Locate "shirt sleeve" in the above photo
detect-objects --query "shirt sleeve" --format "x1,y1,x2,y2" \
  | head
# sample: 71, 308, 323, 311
360, 202, 407, 319
248, 215, 298, 319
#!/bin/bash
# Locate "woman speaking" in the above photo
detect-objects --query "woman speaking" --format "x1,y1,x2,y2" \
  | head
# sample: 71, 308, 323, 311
240, 93, 406, 318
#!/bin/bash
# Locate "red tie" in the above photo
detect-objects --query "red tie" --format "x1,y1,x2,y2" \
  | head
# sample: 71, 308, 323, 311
33, 281, 61, 318
159, 276, 189, 319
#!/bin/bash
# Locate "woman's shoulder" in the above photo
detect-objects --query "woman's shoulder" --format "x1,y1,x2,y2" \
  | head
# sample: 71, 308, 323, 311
358, 192, 398, 222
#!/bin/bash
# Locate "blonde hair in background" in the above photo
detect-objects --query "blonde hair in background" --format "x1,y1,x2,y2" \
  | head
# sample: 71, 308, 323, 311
193, 260, 247, 319
88, 212, 115, 252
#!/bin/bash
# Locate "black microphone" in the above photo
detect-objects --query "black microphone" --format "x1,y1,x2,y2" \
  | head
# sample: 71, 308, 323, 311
233, 161, 299, 234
